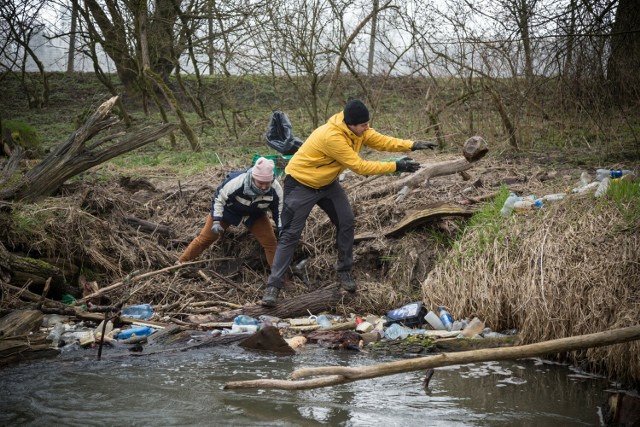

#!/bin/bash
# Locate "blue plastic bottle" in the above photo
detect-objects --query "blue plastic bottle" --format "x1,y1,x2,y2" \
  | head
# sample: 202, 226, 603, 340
438, 307, 453, 331
116, 325, 154, 340
121, 304, 154, 320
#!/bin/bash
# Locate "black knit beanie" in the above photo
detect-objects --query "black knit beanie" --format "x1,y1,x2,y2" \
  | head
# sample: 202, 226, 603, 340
343, 99, 370, 125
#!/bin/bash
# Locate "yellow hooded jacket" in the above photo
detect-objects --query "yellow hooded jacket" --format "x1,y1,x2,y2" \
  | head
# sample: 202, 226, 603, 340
284, 112, 414, 189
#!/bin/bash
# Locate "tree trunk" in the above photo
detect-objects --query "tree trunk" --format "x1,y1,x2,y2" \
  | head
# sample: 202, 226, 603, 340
66, 1, 78, 73
607, 0, 640, 105
0, 96, 178, 201
204, 285, 346, 323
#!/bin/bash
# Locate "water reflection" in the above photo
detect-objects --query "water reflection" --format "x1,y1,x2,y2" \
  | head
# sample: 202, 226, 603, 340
0, 345, 611, 426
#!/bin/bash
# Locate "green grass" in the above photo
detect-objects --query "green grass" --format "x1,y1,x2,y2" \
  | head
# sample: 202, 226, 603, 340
603, 179, 640, 226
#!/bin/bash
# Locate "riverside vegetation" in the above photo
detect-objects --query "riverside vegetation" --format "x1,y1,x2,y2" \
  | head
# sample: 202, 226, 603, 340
0, 72, 639, 388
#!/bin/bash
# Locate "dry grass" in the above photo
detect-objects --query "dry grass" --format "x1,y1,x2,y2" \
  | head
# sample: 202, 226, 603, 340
424, 189, 640, 385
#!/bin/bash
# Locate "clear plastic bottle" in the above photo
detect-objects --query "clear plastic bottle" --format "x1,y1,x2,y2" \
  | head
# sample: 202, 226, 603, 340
595, 177, 610, 198
384, 323, 410, 340
579, 172, 591, 187
438, 307, 453, 331
500, 193, 521, 217
513, 199, 543, 212
233, 315, 259, 326
316, 315, 332, 328
121, 304, 154, 320
541, 193, 566, 202
596, 169, 634, 181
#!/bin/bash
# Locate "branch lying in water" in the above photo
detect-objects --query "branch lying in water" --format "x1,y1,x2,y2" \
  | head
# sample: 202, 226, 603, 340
224, 324, 640, 390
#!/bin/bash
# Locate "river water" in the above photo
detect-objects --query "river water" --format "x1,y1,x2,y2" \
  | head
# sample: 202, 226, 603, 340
0, 340, 614, 426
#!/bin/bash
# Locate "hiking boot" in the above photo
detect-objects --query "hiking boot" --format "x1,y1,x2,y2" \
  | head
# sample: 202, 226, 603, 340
337, 271, 357, 292
261, 286, 280, 307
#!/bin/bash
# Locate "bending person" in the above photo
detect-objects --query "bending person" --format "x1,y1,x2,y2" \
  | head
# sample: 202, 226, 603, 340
179, 157, 283, 267
261, 99, 436, 306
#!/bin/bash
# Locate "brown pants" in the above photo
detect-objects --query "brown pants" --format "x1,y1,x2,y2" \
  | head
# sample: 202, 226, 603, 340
179, 214, 277, 266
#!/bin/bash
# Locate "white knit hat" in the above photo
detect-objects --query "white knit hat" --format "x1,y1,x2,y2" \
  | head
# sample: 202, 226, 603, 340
252, 157, 275, 181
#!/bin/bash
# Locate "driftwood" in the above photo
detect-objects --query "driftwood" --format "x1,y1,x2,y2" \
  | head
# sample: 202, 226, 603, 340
125, 216, 175, 238
0, 96, 178, 201
362, 136, 489, 200
224, 324, 640, 390
0, 309, 43, 337
354, 202, 475, 242
0, 309, 59, 367
201, 284, 346, 322
1, 283, 77, 315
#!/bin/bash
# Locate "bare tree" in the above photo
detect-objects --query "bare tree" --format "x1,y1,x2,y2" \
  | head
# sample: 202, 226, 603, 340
607, 0, 640, 105
0, 0, 49, 108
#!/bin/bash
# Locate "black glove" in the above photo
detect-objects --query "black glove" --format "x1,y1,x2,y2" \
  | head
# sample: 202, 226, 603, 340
395, 158, 420, 173
412, 140, 437, 150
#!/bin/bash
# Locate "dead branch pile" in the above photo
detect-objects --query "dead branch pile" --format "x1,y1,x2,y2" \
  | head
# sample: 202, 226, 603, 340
1, 150, 495, 318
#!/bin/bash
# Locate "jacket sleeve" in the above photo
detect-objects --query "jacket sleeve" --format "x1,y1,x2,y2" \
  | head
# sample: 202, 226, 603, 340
270, 180, 284, 229
324, 133, 398, 176
363, 128, 414, 152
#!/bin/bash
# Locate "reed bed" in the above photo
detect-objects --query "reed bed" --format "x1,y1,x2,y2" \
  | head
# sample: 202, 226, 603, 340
424, 188, 640, 385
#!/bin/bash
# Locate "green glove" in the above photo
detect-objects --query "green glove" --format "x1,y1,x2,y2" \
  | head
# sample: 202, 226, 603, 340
412, 140, 437, 150
395, 158, 420, 173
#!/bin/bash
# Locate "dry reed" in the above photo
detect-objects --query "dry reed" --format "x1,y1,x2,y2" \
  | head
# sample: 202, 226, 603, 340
424, 192, 640, 385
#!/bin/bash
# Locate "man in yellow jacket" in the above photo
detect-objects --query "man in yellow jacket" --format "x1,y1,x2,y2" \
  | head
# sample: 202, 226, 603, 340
261, 99, 436, 306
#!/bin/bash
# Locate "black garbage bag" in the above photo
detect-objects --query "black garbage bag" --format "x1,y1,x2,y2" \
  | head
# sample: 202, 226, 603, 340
265, 111, 303, 155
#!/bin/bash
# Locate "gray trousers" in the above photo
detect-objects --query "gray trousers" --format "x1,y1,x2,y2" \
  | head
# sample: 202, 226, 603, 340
267, 175, 355, 289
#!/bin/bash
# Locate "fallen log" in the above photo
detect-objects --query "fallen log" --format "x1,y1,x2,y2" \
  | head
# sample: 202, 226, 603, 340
0, 309, 43, 338
198, 284, 345, 323
224, 324, 640, 390
0, 310, 60, 367
361, 136, 489, 200
125, 216, 175, 238
0, 96, 178, 201
354, 202, 475, 242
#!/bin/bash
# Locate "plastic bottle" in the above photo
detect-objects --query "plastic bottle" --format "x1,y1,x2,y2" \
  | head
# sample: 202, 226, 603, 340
541, 193, 566, 202
47, 323, 65, 347
438, 307, 453, 332
121, 304, 154, 320
596, 169, 634, 181
384, 323, 410, 340
579, 171, 591, 187
233, 315, 259, 326
316, 315, 332, 328
231, 324, 258, 333
595, 177, 610, 198
513, 199, 543, 212
460, 317, 485, 337
424, 311, 446, 330
116, 325, 154, 340
500, 193, 521, 217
